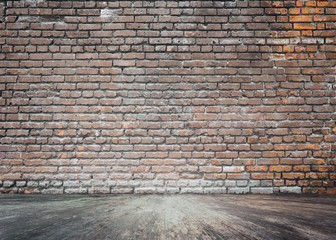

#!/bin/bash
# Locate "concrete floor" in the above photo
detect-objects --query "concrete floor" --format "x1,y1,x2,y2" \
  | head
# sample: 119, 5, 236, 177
0, 194, 335, 240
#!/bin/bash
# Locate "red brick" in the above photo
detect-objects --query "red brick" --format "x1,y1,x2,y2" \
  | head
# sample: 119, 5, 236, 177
0, 1, 335, 194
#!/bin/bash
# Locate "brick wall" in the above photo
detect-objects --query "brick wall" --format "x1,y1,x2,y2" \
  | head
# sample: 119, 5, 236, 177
0, 0, 335, 194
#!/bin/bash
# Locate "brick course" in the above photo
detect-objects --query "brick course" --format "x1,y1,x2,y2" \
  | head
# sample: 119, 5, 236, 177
0, 0, 335, 194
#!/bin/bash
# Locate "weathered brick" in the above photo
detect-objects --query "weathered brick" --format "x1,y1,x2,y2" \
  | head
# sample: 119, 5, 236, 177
0, 0, 334, 194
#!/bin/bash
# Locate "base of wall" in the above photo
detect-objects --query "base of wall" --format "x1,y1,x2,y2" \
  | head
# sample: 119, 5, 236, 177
2, 179, 334, 194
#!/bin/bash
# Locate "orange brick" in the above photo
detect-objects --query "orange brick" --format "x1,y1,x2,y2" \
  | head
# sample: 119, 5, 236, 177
314, 16, 336, 22
56, 130, 66, 136
312, 166, 334, 172
282, 173, 305, 179
296, 1, 305, 7
294, 23, 316, 30
302, 30, 313, 36
317, 1, 336, 7
298, 144, 320, 150
298, 180, 309, 187
304, 1, 316, 7
246, 166, 268, 172
301, 8, 323, 14
290, 16, 313, 22
327, 188, 336, 194
251, 173, 274, 180
289, 8, 301, 14
286, 180, 297, 186
293, 166, 311, 172
269, 166, 292, 172
204, 174, 227, 180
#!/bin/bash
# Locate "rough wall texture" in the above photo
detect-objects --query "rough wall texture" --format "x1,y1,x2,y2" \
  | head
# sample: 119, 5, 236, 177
0, 0, 335, 194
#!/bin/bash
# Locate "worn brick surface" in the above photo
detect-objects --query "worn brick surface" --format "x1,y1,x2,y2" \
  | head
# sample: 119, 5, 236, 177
0, 0, 335, 194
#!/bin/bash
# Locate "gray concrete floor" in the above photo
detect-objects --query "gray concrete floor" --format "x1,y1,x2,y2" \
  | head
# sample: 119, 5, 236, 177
0, 194, 335, 240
